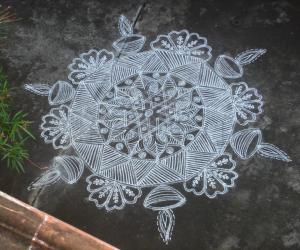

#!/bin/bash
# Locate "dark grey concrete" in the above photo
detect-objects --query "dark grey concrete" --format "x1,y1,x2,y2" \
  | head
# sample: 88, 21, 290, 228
0, 0, 299, 249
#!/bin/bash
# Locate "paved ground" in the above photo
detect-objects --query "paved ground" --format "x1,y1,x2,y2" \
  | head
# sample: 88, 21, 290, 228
0, 0, 299, 249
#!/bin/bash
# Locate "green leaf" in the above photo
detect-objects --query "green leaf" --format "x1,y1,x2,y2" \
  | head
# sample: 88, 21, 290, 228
0, 67, 34, 173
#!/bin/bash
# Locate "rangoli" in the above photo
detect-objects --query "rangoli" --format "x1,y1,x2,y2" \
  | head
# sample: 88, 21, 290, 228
25, 15, 291, 244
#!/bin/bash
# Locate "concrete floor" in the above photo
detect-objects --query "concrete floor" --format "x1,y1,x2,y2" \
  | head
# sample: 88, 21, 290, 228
0, 0, 299, 249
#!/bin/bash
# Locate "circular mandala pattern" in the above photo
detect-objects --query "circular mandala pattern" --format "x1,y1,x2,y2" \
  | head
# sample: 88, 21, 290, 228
26, 16, 290, 244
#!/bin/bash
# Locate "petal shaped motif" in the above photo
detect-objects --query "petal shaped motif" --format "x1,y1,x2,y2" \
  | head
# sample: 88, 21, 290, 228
89, 186, 112, 208
87, 174, 109, 191
121, 185, 142, 204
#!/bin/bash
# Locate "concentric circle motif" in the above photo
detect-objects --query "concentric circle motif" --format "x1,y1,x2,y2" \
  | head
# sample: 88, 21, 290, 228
26, 16, 290, 244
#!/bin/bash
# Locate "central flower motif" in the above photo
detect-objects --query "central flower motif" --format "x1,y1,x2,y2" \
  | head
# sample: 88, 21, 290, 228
98, 74, 204, 160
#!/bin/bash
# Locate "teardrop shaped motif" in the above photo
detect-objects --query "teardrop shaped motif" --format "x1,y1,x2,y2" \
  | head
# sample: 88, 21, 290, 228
118, 15, 133, 37
24, 83, 51, 96
157, 209, 175, 244
235, 49, 266, 66
257, 143, 291, 162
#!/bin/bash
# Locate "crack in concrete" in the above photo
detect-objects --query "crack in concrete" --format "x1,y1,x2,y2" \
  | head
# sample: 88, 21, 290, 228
132, 0, 148, 28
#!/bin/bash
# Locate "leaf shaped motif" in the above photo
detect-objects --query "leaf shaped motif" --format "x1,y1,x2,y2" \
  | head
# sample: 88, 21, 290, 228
24, 83, 51, 96
27, 156, 85, 191
257, 143, 291, 162
28, 169, 60, 190
118, 15, 133, 37
157, 209, 175, 244
235, 49, 267, 66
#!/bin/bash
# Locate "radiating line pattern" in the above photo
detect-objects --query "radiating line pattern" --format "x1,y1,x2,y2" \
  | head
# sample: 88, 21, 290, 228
68, 48, 235, 187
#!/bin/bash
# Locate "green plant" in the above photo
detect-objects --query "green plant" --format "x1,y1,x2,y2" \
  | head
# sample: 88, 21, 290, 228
0, 68, 35, 172
0, 6, 33, 172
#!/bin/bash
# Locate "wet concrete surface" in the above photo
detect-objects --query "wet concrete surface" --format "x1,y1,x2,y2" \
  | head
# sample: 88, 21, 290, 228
0, 0, 300, 249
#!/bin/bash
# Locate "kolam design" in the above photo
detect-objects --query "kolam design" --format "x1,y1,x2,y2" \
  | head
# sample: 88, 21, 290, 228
26, 15, 290, 244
